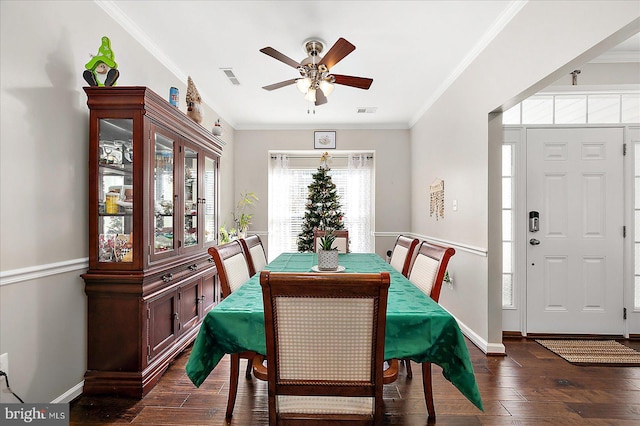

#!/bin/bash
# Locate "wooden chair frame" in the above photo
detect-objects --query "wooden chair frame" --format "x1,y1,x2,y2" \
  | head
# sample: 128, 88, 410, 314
389, 235, 419, 277
255, 271, 392, 425
313, 229, 349, 253
239, 234, 268, 277
207, 240, 255, 418
403, 241, 456, 420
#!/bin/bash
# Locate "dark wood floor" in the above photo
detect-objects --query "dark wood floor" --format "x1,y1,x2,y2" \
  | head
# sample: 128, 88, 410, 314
70, 337, 640, 425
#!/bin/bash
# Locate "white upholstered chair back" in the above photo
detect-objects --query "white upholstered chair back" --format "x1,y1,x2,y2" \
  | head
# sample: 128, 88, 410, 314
249, 245, 267, 272
208, 240, 252, 298
390, 245, 409, 273
389, 235, 419, 277
408, 254, 439, 297
258, 271, 390, 423
240, 235, 268, 276
407, 241, 455, 302
224, 253, 251, 293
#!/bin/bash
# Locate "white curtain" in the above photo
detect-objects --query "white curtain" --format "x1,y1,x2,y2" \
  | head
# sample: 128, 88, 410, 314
268, 154, 291, 261
345, 154, 372, 253
268, 152, 374, 260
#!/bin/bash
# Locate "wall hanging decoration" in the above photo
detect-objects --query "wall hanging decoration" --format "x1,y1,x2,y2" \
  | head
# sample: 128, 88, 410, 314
186, 76, 203, 124
83, 36, 119, 87
429, 178, 445, 220
314, 131, 336, 149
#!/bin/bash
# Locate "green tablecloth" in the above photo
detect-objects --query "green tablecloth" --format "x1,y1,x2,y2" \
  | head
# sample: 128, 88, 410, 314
186, 252, 483, 411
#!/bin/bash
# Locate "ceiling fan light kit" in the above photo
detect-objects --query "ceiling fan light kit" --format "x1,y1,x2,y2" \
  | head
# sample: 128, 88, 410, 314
260, 37, 373, 108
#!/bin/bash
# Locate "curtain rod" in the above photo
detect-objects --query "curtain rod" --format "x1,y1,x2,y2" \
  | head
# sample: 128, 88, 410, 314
270, 154, 373, 160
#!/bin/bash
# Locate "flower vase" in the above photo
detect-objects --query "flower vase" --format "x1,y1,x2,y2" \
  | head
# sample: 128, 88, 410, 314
238, 228, 247, 239
317, 249, 339, 271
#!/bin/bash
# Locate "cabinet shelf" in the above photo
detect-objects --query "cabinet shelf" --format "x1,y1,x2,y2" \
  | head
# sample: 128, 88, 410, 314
99, 163, 132, 173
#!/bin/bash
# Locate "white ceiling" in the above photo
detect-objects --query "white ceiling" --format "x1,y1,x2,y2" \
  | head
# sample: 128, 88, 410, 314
101, 1, 638, 130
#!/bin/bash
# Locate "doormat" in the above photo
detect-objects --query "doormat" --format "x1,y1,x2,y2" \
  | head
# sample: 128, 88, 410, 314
535, 339, 640, 366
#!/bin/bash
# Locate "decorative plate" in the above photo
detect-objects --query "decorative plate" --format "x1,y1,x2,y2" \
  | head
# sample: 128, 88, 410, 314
311, 265, 346, 273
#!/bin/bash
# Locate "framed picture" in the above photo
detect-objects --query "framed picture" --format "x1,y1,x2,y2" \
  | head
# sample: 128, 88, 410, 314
314, 131, 336, 149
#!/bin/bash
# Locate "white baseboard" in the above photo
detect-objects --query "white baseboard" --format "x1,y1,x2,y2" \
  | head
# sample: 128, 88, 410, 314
455, 316, 506, 355
52, 381, 84, 403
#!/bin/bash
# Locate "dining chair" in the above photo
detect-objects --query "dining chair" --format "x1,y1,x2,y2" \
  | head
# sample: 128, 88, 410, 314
239, 234, 268, 276
313, 229, 349, 253
403, 240, 456, 420
208, 240, 255, 418
253, 270, 395, 425
388, 235, 419, 277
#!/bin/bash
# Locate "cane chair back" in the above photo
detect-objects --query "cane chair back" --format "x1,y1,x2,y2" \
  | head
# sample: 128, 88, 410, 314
208, 240, 251, 298
407, 241, 455, 303
257, 270, 390, 425
403, 241, 456, 420
389, 235, 419, 277
207, 240, 255, 418
240, 235, 268, 276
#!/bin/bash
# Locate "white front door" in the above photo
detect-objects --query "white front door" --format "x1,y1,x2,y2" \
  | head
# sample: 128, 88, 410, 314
526, 127, 624, 334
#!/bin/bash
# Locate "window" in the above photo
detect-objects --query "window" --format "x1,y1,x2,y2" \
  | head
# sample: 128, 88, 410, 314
269, 152, 373, 261
504, 92, 640, 125
502, 144, 514, 308
633, 142, 640, 309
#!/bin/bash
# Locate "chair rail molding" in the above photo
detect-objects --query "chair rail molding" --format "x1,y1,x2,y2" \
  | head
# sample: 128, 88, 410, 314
408, 233, 487, 257
0, 258, 88, 287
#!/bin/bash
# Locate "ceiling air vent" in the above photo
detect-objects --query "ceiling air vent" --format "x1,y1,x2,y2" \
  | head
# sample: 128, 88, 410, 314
221, 68, 240, 85
356, 107, 377, 114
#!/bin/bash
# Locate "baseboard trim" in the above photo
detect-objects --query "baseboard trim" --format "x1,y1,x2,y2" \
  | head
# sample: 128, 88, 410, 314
442, 308, 506, 355
52, 381, 84, 404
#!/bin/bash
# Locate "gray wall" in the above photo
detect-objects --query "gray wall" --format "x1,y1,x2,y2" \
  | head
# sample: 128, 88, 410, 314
0, 0, 638, 403
410, 1, 639, 351
0, 0, 234, 403
233, 129, 411, 259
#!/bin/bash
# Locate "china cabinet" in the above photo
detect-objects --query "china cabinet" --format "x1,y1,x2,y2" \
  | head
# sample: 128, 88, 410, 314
81, 86, 223, 397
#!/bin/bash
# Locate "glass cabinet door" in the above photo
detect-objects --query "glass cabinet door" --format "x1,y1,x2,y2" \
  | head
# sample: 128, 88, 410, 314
204, 155, 217, 244
98, 118, 133, 263
184, 146, 198, 248
153, 131, 176, 257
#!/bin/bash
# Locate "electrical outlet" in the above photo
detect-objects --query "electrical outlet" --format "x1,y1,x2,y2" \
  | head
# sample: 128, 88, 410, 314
0, 353, 8, 377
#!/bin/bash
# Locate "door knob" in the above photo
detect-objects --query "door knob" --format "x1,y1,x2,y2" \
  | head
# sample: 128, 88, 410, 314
529, 238, 540, 245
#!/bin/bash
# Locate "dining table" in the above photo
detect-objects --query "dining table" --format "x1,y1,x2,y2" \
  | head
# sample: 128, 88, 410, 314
186, 252, 483, 412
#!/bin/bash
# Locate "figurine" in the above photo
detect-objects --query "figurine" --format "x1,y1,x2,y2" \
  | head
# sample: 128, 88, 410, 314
83, 36, 119, 87
211, 119, 223, 136
186, 76, 203, 124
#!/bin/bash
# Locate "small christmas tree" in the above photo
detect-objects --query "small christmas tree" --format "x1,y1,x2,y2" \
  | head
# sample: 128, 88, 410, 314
297, 153, 345, 252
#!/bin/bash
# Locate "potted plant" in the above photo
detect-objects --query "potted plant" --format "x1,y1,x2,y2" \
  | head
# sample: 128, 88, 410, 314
219, 225, 231, 244
317, 229, 339, 271
233, 192, 258, 238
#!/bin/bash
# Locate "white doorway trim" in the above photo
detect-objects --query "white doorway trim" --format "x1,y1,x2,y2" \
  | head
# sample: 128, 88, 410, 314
503, 123, 638, 337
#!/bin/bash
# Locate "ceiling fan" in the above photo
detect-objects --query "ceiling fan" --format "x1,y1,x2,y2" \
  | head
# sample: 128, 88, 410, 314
260, 37, 373, 106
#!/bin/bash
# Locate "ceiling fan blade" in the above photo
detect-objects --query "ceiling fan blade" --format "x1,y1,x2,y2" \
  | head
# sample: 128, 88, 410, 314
260, 47, 300, 69
332, 74, 373, 90
262, 79, 297, 91
319, 38, 355, 69
315, 88, 328, 106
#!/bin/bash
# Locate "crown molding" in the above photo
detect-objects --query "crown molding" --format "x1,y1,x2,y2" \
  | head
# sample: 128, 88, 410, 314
589, 50, 640, 64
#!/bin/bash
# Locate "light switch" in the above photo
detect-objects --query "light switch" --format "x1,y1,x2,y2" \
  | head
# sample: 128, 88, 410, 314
452, 199, 458, 211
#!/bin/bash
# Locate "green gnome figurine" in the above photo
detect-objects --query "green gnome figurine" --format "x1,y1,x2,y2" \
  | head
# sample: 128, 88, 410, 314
83, 36, 119, 87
